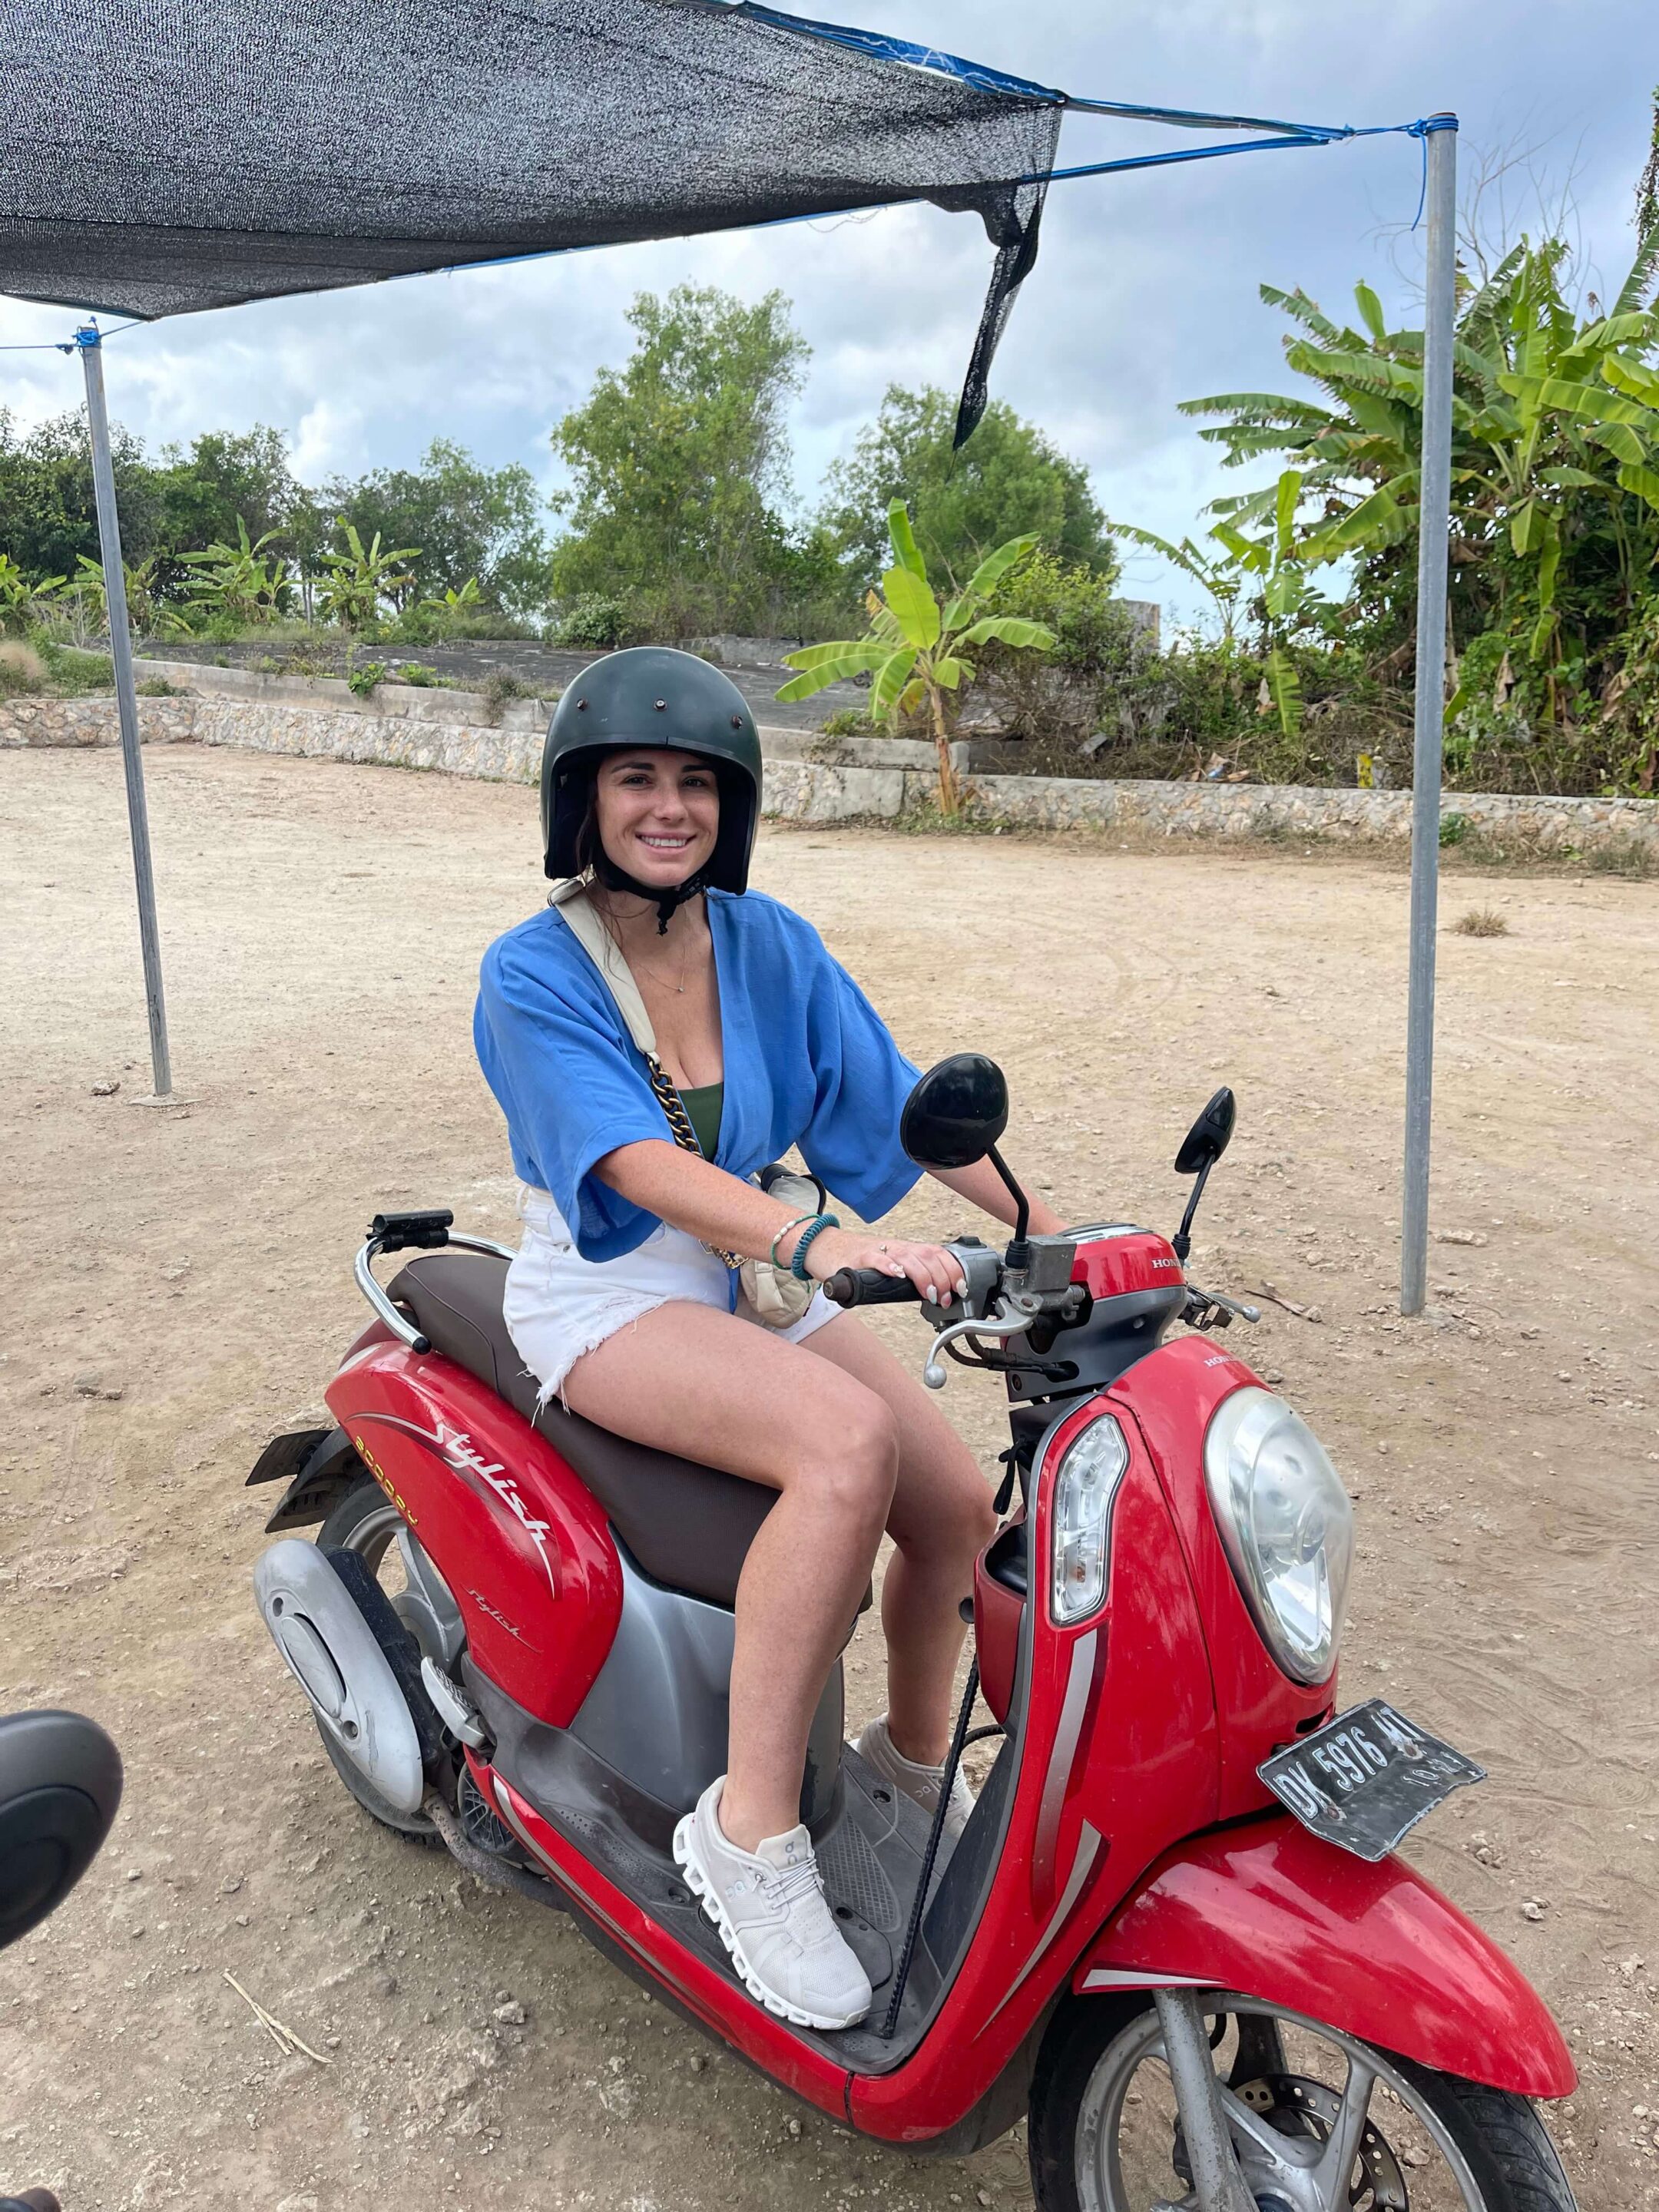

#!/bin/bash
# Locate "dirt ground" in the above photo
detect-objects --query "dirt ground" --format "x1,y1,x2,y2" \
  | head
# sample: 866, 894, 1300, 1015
2, 743, 1656, 2212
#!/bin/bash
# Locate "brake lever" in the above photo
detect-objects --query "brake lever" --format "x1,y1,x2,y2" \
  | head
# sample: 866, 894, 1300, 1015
1186, 1284, 1261, 1327
923, 1302, 1031, 1391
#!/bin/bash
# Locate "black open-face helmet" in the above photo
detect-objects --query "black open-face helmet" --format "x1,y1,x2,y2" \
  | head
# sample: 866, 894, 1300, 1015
540, 646, 763, 892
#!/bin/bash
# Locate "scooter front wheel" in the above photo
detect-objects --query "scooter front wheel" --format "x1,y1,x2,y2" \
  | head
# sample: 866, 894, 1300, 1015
1028, 1992, 1577, 2212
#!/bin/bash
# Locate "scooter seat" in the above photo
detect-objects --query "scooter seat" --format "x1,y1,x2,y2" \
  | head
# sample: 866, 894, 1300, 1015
386, 1252, 776, 1610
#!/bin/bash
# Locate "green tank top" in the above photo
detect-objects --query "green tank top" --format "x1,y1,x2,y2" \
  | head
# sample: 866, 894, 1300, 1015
677, 1081, 724, 1161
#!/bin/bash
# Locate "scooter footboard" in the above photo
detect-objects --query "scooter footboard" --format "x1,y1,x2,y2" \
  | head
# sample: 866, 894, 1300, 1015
1074, 1814, 1575, 2098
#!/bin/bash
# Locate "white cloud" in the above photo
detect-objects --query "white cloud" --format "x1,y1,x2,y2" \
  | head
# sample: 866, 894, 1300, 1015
4, 0, 1655, 629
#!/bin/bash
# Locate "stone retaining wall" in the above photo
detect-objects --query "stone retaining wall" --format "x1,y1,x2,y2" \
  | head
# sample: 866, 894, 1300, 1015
5, 661, 1654, 860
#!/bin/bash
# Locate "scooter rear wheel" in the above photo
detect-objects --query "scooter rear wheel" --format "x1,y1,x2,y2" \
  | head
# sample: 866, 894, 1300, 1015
1028, 1992, 1577, 2212
312, 1476, 450, 1846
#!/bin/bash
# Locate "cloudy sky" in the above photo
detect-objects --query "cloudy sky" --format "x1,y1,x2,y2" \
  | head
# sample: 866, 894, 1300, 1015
3, 0, 1654, 619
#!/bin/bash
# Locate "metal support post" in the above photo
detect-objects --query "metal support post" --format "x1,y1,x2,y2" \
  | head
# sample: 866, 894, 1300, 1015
1399, 114, 1458, 1314
77, 325, 172, 1097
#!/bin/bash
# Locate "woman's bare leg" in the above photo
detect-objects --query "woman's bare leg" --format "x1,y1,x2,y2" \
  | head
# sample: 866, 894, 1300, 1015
804, 1314, 997, 1765
560, 1303, 899, 1851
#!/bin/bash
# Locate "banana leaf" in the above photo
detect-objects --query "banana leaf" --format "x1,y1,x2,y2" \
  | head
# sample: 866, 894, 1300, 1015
880, 565, 940, 650
870, 646, 919, 718
886, 500, 928, 584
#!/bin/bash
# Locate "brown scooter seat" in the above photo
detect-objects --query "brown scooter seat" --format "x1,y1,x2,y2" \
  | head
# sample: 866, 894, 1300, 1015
388, 1252, 777, 1610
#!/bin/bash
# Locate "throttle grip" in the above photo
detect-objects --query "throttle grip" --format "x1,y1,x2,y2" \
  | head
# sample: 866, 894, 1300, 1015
824, 1269, 923, 1307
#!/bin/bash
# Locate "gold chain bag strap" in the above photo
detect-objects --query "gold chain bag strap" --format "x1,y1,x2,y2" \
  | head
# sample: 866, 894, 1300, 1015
548, 881, 816, 1322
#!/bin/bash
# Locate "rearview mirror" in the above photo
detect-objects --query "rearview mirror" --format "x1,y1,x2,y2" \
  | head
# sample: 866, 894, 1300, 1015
1174, 1087, 1236, 1177
900, 1053, 1010, 1171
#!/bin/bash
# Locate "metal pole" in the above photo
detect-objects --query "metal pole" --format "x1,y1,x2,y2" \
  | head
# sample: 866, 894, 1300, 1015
77, 325, 172, 1097
1399, 115, 1458, 1315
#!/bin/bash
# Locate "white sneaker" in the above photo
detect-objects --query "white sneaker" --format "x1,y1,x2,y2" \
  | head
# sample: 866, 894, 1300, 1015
672, 1778, 872, 2031
854, 1715, 976, 1843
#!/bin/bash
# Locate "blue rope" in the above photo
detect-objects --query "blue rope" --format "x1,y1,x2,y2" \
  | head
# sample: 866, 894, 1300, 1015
1014, 113, 1455, 231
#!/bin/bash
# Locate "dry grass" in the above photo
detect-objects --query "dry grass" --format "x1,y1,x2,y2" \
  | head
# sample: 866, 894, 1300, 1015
0, 638, 48, 692
1454, 905, 1511, 937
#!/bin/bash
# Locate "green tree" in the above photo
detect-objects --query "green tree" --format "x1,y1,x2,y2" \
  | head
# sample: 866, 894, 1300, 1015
778, 501, 1053, 815
549, 285, 809, 633
0, 407, 164, 580
328, 439, 548, 614
154, 427, 300, 558
820, 386, 1114, 591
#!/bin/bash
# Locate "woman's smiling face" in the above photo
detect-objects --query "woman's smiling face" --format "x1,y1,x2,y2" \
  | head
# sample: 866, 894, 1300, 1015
592, 749, 720, 889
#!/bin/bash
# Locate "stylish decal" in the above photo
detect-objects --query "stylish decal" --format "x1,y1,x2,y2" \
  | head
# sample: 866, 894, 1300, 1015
356, 1413, 558, 1597
467, 1588, 539, 1649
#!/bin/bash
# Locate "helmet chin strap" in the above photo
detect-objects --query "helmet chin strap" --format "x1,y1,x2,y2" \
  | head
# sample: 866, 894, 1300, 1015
592, 851, 706, 934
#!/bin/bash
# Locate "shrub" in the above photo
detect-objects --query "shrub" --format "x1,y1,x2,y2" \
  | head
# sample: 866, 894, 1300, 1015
39, 642, 114, 696
395, 663, 447, 687
346, 661, 388, 697
551, 593, 643, 650
1454, 906, 1509, 936
480, 668, 537, 724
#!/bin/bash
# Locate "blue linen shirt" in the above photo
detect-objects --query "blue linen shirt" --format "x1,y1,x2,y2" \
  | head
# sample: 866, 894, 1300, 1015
475, 890, 923, 1262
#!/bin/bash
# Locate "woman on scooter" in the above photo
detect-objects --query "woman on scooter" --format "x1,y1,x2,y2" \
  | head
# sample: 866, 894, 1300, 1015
475, 646, 1064, 2033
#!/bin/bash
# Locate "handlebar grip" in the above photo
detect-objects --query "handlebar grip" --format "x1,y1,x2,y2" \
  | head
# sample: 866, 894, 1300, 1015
824, 1268, 923, 1308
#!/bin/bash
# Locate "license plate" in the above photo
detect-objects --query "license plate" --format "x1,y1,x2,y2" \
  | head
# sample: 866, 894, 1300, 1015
1258, 1700, 1485, 1863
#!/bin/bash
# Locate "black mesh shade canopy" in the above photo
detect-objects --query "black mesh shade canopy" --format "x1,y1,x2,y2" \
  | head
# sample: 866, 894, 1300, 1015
4, 0, 1066, 434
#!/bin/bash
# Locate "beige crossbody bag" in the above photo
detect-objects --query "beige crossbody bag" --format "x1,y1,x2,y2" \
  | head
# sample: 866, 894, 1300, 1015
549, 879, 823, 1326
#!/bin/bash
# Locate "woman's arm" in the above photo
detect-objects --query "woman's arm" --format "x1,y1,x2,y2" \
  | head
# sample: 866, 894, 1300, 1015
593, 1140, 970, 1299
926, 1157, 1067, 1238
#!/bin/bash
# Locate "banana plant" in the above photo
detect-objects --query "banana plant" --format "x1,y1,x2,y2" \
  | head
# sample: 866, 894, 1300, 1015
777, 500, 1054, 815
179, 518, 291, 628
418, 575, 482, 616
0, 553, 66, 634
1206, 471, 1333, 738
1180, 239, 1659, 683
313, 521, 420, 634
71, 551, 180, 638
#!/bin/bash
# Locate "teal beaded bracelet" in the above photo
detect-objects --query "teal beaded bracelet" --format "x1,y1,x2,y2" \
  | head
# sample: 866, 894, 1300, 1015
789, 1212, 841, 1280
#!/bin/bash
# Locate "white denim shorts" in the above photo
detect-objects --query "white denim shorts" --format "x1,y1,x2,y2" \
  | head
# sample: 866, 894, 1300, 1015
502, 1184, 839, 1403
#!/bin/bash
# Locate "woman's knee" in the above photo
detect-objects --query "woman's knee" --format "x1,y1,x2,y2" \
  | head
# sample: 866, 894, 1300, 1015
801, 1387, 899, 1525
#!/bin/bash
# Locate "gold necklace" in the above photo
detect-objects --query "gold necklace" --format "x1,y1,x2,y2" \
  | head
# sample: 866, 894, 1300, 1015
594, 891, 697, 996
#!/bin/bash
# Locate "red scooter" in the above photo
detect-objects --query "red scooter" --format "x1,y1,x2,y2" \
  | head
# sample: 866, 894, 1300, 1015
249, 1055, 1578, 2211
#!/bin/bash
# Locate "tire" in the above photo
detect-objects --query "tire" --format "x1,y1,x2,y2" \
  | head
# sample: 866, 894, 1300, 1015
1028, 1991, 1577, 2212
312, 1475, 454, 1846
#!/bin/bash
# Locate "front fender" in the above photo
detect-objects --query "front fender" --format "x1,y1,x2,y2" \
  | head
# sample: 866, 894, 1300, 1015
1075, 1814, 1575, 2098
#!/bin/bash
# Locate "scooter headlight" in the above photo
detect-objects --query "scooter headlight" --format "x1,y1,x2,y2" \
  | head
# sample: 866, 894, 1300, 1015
1050, 1413, 1130, 1624
1204, 1387, 1353, 1684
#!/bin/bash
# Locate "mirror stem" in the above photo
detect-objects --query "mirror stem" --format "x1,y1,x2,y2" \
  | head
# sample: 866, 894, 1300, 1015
1173, 1157, 1214, 1266
986, 1144, 1030, 1250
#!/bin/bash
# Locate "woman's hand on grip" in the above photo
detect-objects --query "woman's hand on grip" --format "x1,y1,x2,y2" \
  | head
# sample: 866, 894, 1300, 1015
801, 1227, 967, 1304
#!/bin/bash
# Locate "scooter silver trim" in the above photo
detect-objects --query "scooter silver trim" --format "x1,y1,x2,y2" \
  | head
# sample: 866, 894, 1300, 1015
353, 1229, 516, 1353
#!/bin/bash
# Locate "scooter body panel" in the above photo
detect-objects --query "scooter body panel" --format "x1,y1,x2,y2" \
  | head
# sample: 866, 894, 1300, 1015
324, 1342, 621, 1726
1110, 1336, 1338, 1815
851, 1398, 1223, 2143
1075, 1812, 1577, 2097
